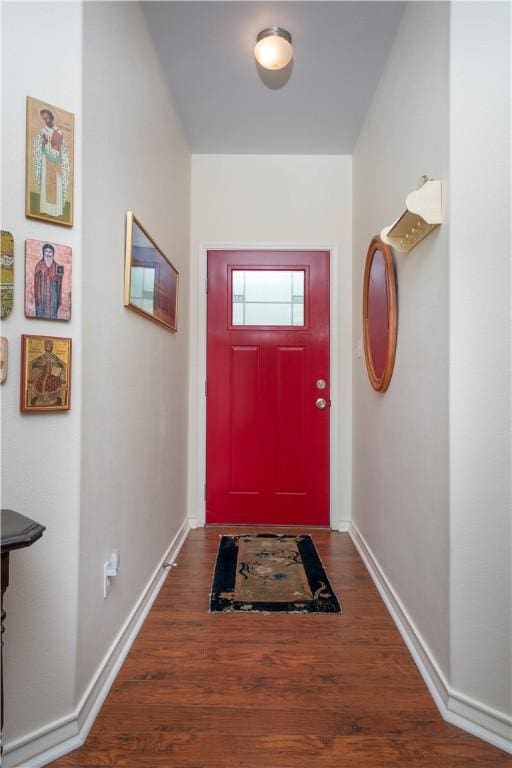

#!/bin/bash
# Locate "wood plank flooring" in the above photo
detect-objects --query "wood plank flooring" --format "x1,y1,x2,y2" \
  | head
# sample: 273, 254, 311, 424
49, 528, 510, 767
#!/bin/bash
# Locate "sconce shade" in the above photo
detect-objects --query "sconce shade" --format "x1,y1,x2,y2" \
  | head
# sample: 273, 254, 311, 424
255, 27, 293, 70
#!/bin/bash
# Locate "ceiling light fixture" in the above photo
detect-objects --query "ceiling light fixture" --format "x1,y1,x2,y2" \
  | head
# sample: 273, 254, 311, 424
254, 27, 293, 71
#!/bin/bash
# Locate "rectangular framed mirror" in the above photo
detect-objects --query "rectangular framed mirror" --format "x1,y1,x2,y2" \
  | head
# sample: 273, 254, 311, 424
124, 212, 178, 332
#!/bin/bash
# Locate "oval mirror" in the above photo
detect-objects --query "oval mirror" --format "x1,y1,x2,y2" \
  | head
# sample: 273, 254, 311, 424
363, 236, 397, 392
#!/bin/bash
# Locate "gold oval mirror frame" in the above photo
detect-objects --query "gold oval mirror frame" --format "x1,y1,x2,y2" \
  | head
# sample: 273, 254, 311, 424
363, 236, 397, 392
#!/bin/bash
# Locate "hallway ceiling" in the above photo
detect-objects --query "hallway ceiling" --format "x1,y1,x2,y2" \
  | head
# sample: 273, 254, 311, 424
143, 2, 404, 155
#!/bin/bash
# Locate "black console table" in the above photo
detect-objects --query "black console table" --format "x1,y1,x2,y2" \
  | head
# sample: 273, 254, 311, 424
1, 509, 46, 751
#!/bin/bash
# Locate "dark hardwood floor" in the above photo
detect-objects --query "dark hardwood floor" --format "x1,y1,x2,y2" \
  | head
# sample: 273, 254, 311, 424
50, 528, 510, 767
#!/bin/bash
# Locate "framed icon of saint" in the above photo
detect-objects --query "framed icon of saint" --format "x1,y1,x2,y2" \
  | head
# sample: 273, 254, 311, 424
26, 96, 74, 227
1, 230, 14, 319
20, 335, 72, 412
25, 239, 72, 321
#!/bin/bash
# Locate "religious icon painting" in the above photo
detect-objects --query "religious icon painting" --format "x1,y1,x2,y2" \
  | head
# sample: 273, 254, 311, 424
0, 337, 8, 384
20, 335, 72, 412
25, 239, 72, 320
26, 96, 74, 227
1, 230, 14, 319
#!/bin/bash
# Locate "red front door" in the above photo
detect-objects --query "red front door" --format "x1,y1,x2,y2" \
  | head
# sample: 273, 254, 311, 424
206, 250, 330, 526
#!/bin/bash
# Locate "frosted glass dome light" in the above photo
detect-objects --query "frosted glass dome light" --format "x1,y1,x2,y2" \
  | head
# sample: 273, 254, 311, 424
254, 27, 293, 70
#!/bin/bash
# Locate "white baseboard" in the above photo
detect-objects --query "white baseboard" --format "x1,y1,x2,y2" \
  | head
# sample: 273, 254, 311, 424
4, 516, 191, 768
188, 515, 199, 529
334, 518, 351, 532
349, 522, 512, 755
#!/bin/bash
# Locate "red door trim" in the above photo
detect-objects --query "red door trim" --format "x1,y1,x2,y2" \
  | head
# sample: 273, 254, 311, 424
192, 242, 342, 530
225, 264, 312, 332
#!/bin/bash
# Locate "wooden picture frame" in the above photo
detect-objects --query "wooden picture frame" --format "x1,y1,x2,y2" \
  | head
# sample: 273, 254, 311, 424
20, 335, 72, 412
124, 212, 179, 332
363, 236, 397, 392
1, 230, 14, 319
25, 239, 72, 320
26, 96, 74, 227
0, 337, 8, 384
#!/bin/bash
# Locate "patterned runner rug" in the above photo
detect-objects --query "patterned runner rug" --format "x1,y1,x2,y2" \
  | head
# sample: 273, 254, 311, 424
209, 533, 341, 613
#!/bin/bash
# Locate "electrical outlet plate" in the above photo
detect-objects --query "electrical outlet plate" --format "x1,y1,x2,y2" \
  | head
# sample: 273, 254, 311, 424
103, 550, 120, 598
103, 560, 112, 598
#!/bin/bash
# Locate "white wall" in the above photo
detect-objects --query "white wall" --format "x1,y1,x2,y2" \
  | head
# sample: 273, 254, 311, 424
352, 1, 450, 673
352, 0, 511, 747
77, 0, 190, 697
449, 1, 511, 721
1, 2, 191, 763
189, 154, 352, 529
1, 0, 83, 752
